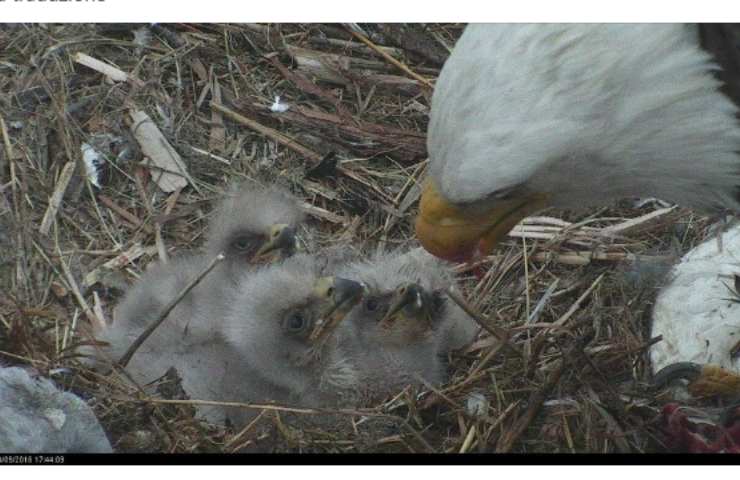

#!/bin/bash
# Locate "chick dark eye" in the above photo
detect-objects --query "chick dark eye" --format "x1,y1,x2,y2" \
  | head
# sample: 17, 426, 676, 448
431, 293, 446, 313
231, 236, 254, 252
364, 298, 379, 312
286, 312, 307, 332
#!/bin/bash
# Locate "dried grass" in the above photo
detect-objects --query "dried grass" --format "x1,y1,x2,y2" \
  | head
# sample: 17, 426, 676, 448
0, 23, 721, 453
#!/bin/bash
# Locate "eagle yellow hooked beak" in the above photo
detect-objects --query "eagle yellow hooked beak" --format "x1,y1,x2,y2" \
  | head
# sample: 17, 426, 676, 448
415, 179, 548, 262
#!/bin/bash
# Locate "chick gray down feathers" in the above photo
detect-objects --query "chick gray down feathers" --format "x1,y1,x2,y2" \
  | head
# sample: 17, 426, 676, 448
90, 183, 306, 424
89, 184, 477, 429
336, 248, 478, 398
217, 254, 365, 425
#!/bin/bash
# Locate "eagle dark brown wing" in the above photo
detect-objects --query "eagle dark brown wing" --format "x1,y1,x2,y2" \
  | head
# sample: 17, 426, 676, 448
699, 24, 740, 109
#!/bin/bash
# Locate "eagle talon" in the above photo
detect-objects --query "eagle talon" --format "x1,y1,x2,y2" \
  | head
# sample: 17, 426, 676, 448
654, 362, 740, 398
653, 362, 704, 388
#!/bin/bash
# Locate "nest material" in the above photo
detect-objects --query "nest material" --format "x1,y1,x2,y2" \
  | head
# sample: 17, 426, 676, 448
0, 23, 726, 453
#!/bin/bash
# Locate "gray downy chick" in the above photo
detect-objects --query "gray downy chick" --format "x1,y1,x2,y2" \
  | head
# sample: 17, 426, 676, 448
0, 366, 112, 453
335, 248, 478, 401
108, 182, 305, 349
90, 254, 240, 424
87, 184, 305, 423
218, 254, 365, 426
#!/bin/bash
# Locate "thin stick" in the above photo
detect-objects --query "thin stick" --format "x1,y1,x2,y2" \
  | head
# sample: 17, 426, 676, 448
599, 206, 676, 235
494, 340, 580, 453
446, 287, 523, 359
210, 101, 323, 163
414, 374, 463, 411
188, 145, 231, 165
466, 342, 506, 385
98, 194, 155, 234
133, 171, 168, 263
459, 424, 477, 453
0, 114, 13, 170
527, 278, 559, 325
399, 421, 436, 453
522, 237, 531, 323
115, 396, 388, 418
74, 52, 144, 87
0, 114, 17, 204
531, 251, 672, 267
56, 242, 105, 331
347, 30, 434, 89
116, 252, 225, 368
225, 410, 268, 451
554, 273, 605, 327
522, 237, 532, 363
486, 401, 520, 437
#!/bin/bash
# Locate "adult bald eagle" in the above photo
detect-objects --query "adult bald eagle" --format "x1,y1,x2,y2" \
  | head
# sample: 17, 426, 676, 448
416, 24, 740, 262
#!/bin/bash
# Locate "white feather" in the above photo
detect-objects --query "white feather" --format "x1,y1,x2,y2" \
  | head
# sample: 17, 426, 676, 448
270, 95, 290, 113
81, 142, 103, 188
651, 224, 740, 372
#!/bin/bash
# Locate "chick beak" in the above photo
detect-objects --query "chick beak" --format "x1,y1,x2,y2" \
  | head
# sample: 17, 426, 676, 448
309, 276, 365, 344
379, 283, 428, 330
252, 224, 297, 262
415, 179, 548, 262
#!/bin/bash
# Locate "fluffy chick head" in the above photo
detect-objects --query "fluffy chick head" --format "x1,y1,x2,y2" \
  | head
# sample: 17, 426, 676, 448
205, 183, 306, 274
221, 254, 364, 402
337, 248, 461, 347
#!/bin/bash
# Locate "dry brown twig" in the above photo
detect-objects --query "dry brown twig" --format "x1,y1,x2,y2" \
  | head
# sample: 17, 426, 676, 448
347, 29, 434, 90
210, 101, 323, 164
495, 333, 592, 453
446, 286, 524, 359
39, 161, 76, 236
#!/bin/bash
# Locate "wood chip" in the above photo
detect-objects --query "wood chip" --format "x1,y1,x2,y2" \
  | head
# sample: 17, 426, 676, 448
599, 206, 676, 235
74, 52, 144, 87
50, 281, 69, 299
39, 161, 77, 236
92, 291, 110, 327
83, 243, 159, 288
129, 110, 189, 192
300, 201, 345, 225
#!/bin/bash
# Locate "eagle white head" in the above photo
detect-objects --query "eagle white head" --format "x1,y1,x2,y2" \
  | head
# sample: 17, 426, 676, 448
417, 24, 740, 262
